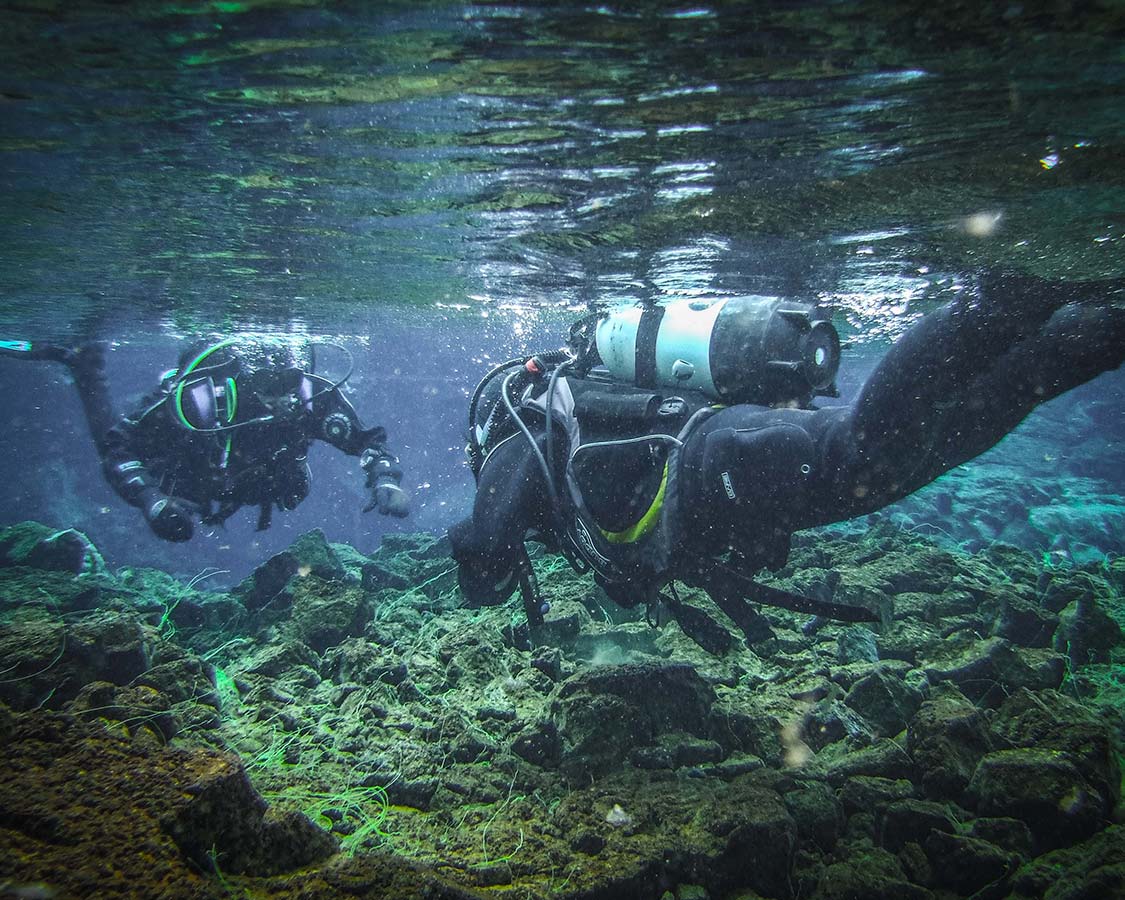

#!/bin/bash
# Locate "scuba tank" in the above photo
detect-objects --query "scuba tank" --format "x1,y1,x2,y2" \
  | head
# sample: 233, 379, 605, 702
584, 295, 840, 408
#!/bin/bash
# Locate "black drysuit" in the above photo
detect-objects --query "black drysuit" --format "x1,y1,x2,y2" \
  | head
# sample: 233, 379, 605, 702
449, 271, 1125, 618
49, 340, 406, 541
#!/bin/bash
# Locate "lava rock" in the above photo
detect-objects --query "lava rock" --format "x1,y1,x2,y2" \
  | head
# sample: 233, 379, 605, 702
967, 747, 1109, 849
845, 667, 924, 738
906, 686, 994, 802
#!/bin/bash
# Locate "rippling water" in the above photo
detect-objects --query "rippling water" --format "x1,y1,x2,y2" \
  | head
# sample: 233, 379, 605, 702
0, 0, 1122, 576
2, 0, 1122, 341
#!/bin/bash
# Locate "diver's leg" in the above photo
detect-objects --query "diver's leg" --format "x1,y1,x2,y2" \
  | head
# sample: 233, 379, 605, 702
0, 341, 74, 362
909, 300, 1125, 484
0, 339, 115, 455
66, 342, 115, 456
449, 437, 550, 606
832, 274, 1124, 512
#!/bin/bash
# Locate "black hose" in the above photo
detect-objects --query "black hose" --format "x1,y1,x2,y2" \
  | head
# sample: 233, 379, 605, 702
466, 357, 525, 470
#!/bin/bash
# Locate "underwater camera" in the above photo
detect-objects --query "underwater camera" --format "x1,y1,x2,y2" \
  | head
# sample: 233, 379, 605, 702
574, 296, 841, 408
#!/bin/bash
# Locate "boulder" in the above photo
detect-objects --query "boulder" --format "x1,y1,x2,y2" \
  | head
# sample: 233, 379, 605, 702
922, 830, 1020, 895
922, 636, 1064, 706
553, 661, 715, 779
989, 687, 1121, 814
1053, 597, 1122, 666
0, 611, 150, 710
967, 748, 1109, 849
839, 775, 915, 815
289, 577, 370, 653
845, 667, 924, 738
810, 846, 933, 900
877, 798, 958, 852
0, 521, 105, 575
802, 698, 875, 751
906, 686, 994, 802
233, 529, 347, 614
1006, 824, 1125, 899
784, 780, 844, 853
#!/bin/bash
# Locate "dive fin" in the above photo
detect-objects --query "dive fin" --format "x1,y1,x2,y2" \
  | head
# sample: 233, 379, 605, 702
694, 563, 883, 624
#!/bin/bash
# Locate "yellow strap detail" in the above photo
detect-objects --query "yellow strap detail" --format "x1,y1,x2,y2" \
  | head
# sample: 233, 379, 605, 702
600, 462, 668, 545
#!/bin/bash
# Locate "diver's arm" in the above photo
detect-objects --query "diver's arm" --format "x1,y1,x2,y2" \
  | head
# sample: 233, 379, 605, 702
101, 394, 196, 541
101, 393, 168, 507
449, 436, 548, 606
309, 382, 409, 517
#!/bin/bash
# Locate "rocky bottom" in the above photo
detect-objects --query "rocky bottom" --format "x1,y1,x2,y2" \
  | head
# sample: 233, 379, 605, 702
0, 519, 1123, 900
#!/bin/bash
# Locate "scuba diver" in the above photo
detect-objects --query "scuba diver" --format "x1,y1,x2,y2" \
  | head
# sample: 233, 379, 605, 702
0, 337, 409, 542
449, 270, 1125, 645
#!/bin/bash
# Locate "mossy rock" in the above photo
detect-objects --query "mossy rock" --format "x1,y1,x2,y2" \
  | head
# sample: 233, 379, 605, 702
0, 520, 104, 575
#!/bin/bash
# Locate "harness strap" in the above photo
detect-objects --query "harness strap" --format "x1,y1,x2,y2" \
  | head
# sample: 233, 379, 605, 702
560, 404, 717, 593
600, 463, 667, 544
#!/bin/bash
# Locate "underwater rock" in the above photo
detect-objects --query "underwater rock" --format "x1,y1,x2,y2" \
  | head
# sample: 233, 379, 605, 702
133, 644, 218, 707
0, 520, 105, 575
324, 637, 409, 685
629, 732, 724, 771
0, 706, 337, 892
363, 532, 457, 597
906, 685, 994, 802
288, 576, 371, 653
827, 658, 913, 691
838, 775, 915, 814
510, 719, 562, 768
530, 645, 565, 681
233, 528, 347, 614
810, 845, 933, 900
1037, 569, 1096, 613
803, 737, 915, 784
784, 780, 844, 853
966, 816, 1035, 857
876, 619, 943, 664
553, 661, 716, 779
68, 680, 180, 742
989, 687, 1121, 806
986, 592, 1058, 647
237, 640, 321, 684
844, 667, 924, 738
922, 829, 1020, 895
1030, 498, 1125, 558
801, 697, 875, 751
836, 625, 879, 663
0, 610, 150, 710
384, 775, 441, 811
1006, 823, 1125, 899
967, 748, 1109, 849
163, 756, 339, 876
921, 636, 1065, 706
1052, 595, 1123, 665
876, 798, 959, 852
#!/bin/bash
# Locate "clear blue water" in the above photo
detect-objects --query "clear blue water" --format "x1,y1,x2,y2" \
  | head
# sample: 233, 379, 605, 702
0, 1, 1122, 574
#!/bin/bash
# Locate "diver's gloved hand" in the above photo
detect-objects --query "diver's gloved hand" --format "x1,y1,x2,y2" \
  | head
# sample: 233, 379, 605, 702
140, 489, 196, 542
368, 477, 410, 518
360, 448, 409, 517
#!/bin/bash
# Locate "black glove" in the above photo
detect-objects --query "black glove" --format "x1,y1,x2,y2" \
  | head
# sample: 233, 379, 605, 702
360, 448, 409, 517
367, 478, 410, 518
141, 490, 196, 542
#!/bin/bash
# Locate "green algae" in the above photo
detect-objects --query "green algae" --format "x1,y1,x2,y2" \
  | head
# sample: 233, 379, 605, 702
1, 516, 1123, 897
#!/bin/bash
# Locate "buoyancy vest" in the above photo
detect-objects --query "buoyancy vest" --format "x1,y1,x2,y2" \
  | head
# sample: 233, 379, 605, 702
478, 373, 717, 604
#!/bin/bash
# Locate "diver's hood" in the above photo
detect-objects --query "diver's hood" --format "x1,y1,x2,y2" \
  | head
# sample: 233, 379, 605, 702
173, 367, 316, 431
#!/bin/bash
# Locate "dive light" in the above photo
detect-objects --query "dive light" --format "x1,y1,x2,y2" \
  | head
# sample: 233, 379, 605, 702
591, 296, 840, 407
